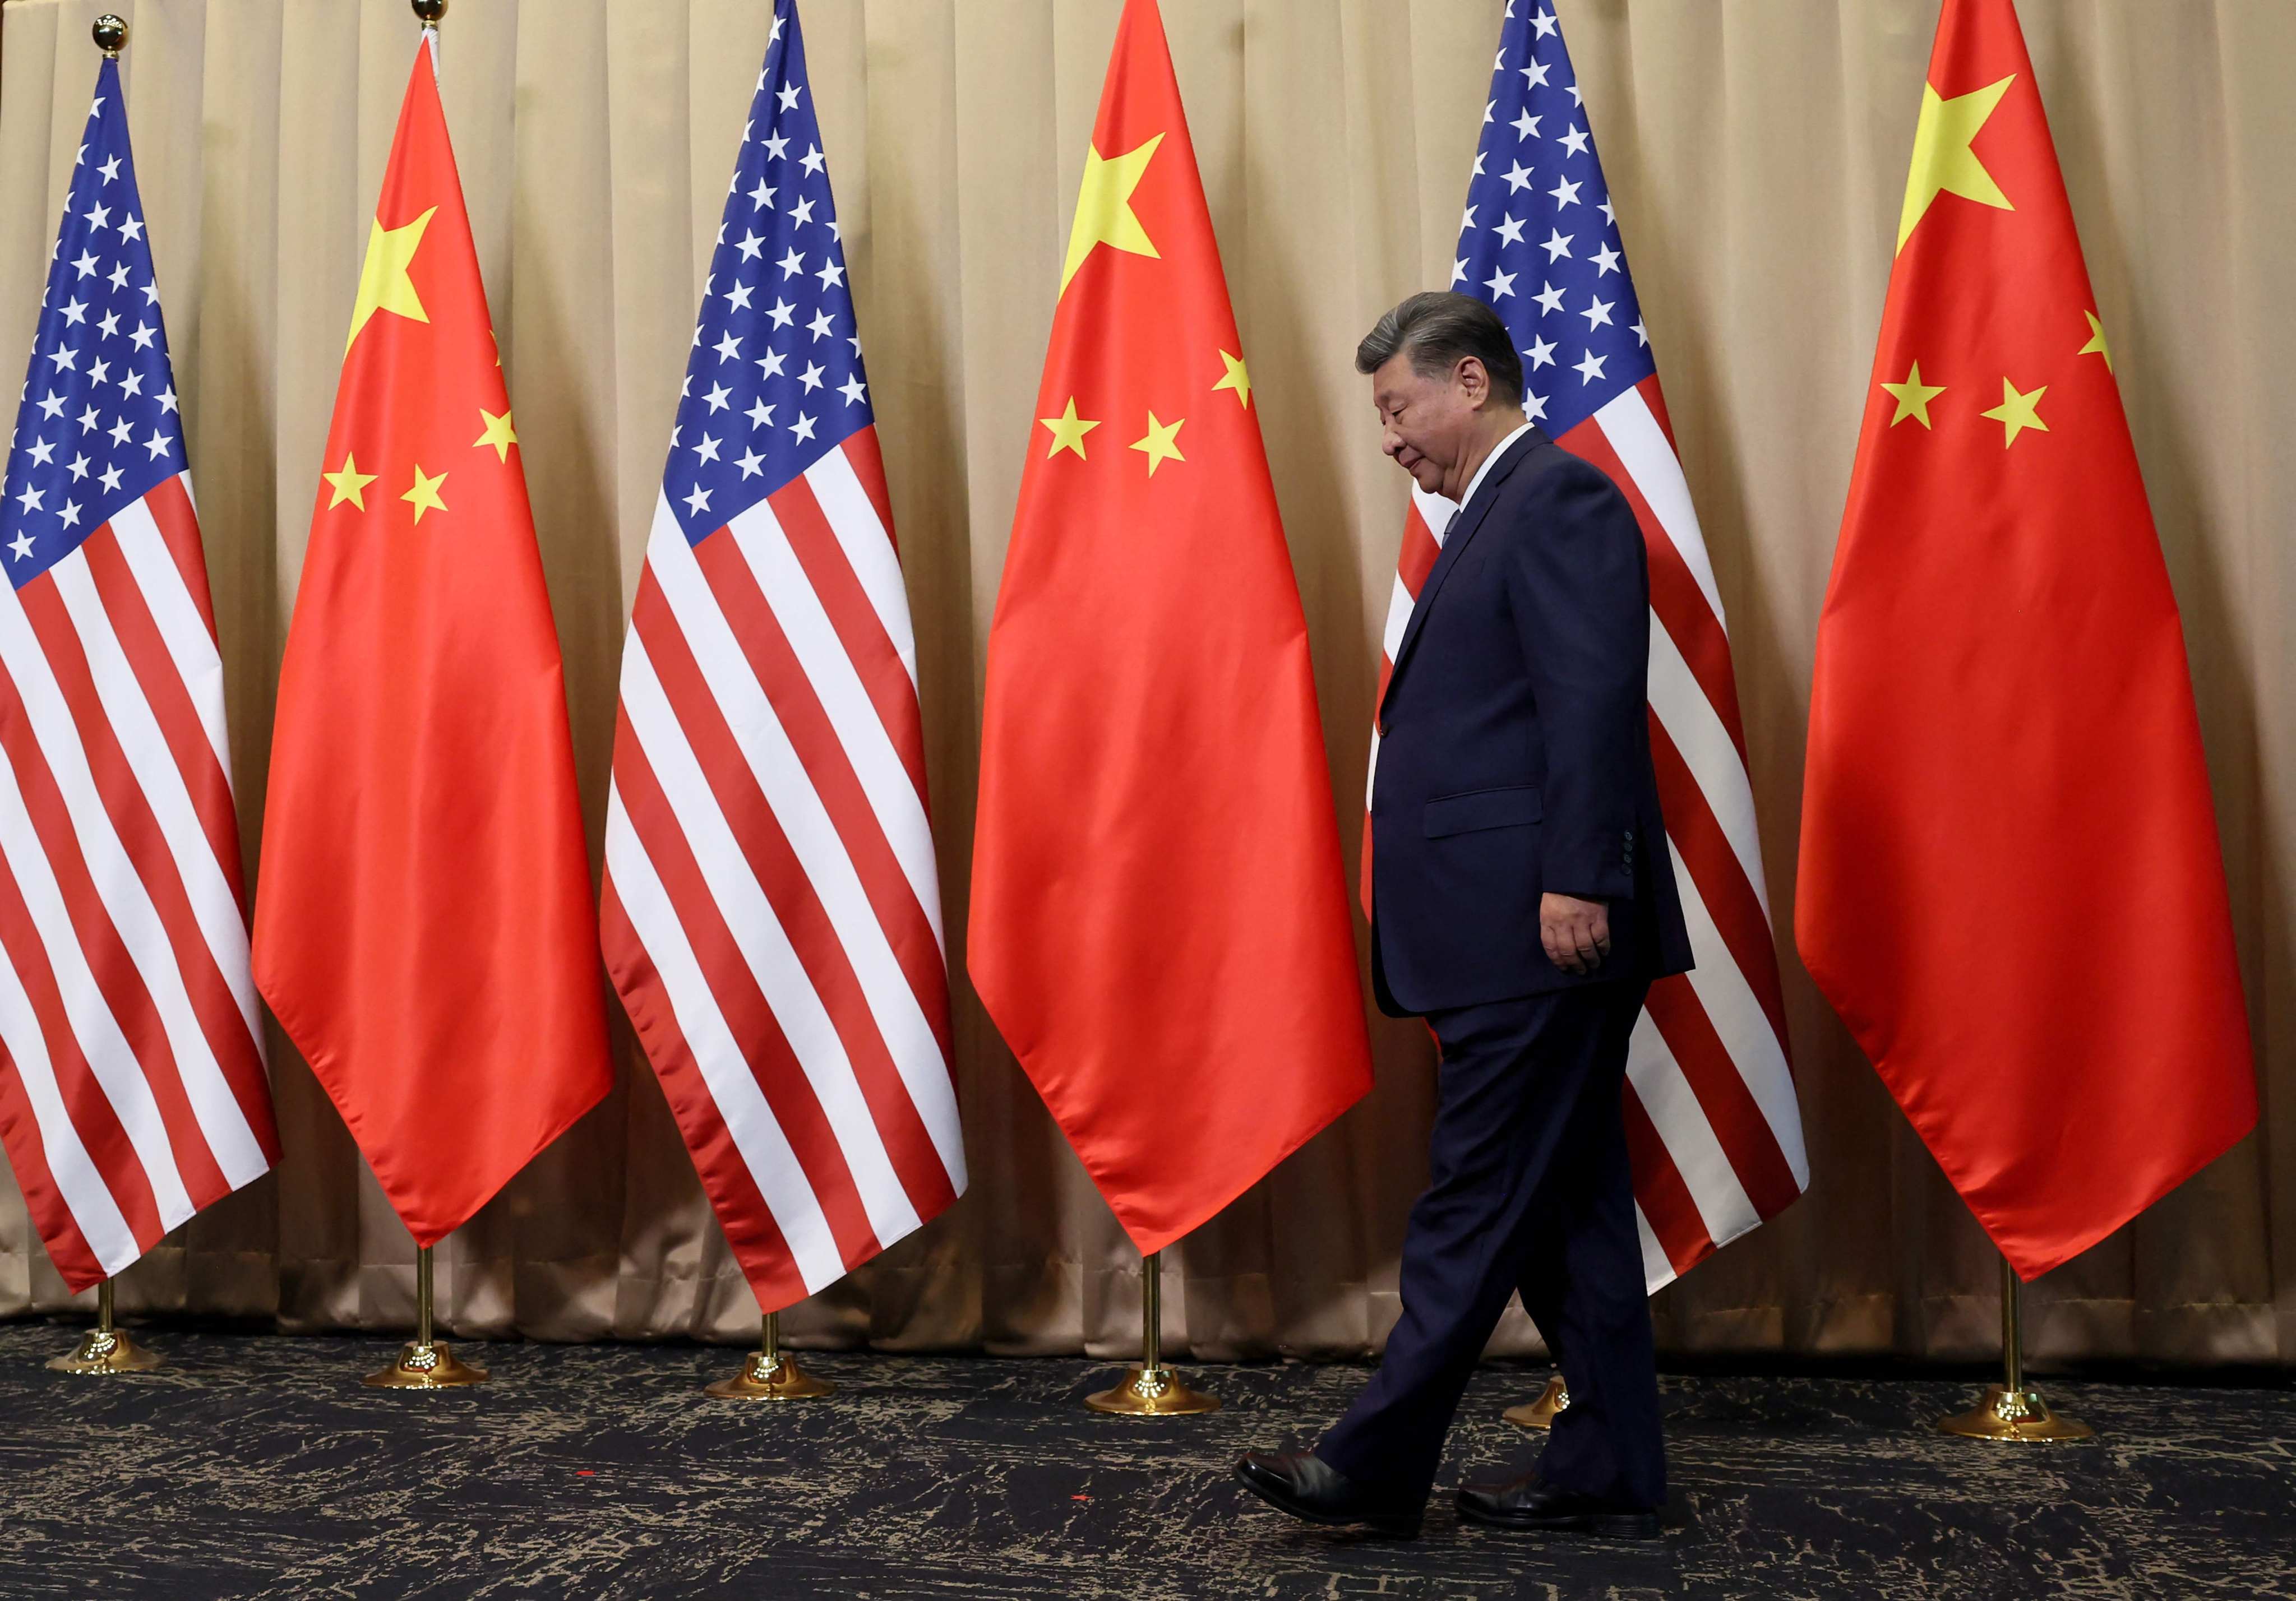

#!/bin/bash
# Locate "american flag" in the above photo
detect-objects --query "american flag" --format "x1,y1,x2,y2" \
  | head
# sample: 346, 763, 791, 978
599, 0, 963, 1313
1370, 3, 1808, 1288
0, 59, 275, 1294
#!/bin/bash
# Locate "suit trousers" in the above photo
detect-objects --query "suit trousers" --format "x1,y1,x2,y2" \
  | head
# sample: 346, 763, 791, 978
1318, 979, 1665, 1510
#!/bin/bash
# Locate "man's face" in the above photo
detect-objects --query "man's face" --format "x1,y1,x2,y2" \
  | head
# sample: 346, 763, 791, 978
1371, 351, 1489, 498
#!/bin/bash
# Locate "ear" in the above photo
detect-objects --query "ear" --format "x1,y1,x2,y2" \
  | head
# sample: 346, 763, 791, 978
1457, 355, 1490, 409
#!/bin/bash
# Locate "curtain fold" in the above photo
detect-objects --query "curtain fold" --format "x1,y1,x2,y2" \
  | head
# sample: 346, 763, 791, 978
0, 0, 2286, 1366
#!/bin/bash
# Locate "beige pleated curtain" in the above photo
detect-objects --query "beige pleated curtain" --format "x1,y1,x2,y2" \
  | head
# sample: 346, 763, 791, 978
0, 0, 2287, 1367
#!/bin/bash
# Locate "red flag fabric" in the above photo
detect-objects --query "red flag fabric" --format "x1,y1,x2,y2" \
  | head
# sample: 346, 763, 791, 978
251, 41, 612, 1247
1795, 0, 2255, 1279
967, 0, 1372, 1256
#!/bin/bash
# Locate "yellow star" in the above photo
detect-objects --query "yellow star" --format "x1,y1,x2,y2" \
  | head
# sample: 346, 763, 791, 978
1980, 378, 2049, 448
1896, 75, 2016, 253
2079, 311, 2112, 373
1213, 349, 1251, 409
1130, 411, 1185, 476
1062, 134, 1163, 294
322, 451, 378, 511
401, 464, 449, 523
1879, 360, 1946, 428
347, 206, 437, 352
473, 406, 519, 463
1038, 397, 1100, 461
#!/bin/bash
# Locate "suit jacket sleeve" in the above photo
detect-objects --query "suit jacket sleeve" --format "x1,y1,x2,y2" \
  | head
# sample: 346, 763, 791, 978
1502, 456, 1647, 903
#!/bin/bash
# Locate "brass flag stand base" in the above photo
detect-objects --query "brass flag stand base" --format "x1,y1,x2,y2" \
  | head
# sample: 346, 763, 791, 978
364, 1246, 488, 1389
47, 1280, 161, 1375
1936, 1255, 2093, 1442
1937, 1384, 2094, 1442
1503, 1373, 1570, 1430
1085, 1251, 1219, 1416
366, 1340, 488, 1389
1087, 1361, 1221, 1416
707, 1311, 834, 1400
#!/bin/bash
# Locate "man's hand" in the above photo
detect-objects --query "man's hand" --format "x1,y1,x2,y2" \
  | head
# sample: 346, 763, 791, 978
1541, 892, 1611, 975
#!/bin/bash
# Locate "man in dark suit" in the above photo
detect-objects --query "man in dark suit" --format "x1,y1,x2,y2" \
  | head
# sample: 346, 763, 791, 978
1236, 291, 1692, 1539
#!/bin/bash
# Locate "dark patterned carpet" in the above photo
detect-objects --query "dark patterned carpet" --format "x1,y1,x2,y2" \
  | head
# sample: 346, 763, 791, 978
1, 1321, 2289, 1599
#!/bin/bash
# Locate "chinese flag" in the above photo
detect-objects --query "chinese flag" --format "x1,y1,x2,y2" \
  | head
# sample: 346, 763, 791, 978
967, 0, 1372, 1255
252, 42, 612, 1246
1796, 0, 2254, 1279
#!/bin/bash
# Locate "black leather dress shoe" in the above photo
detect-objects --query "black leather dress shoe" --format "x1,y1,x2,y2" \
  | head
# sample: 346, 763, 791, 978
1455, 1473, 1660, 1537
1234, 1450, 1422, 1538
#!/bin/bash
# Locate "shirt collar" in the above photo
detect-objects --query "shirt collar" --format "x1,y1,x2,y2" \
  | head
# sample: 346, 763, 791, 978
1458, 420, 1536, 513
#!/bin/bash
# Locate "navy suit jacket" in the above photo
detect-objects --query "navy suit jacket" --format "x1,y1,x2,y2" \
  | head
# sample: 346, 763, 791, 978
1369, 428, 1694, 1017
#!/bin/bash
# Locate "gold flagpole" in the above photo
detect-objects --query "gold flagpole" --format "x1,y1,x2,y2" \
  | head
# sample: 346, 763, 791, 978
1937, 1252, 2093, 1441
708, 1304, 835, 1400
347, 0, 484, 1398
1503, 1373, 1570, 1430
48, 1277, 163, 1374
364, 1244, 488, 1387
48, 15, 163, 1386
1085, 1249, 1218, 1415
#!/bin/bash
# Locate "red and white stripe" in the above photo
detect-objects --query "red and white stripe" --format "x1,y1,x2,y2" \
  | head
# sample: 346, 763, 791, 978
0, 473, 276, 1292
601, 429, 963, 1312
1366, 377, 1807, 1290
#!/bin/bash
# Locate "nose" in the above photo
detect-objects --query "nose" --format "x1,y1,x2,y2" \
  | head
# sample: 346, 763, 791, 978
1383, 428, 1403, 459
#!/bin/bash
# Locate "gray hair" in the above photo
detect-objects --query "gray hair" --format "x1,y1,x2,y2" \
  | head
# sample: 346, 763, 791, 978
1355, 291, 1524, 407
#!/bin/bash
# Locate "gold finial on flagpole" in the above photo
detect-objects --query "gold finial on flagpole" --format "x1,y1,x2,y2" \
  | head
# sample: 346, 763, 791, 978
93, 15, 129, 57
48, 1278, 163, 1373
1936, 1253, 2094, 1442
363, 1244, 488, 1388
411, 0, 448, 26
707, 1308, 836, 1400
1085, 1250, 1219, 1416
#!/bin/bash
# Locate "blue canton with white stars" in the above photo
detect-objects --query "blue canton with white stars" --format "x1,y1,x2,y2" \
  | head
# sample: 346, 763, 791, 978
1455, 3, 1655, 439
2, 59, 187, 591
666, 0, 872, 544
